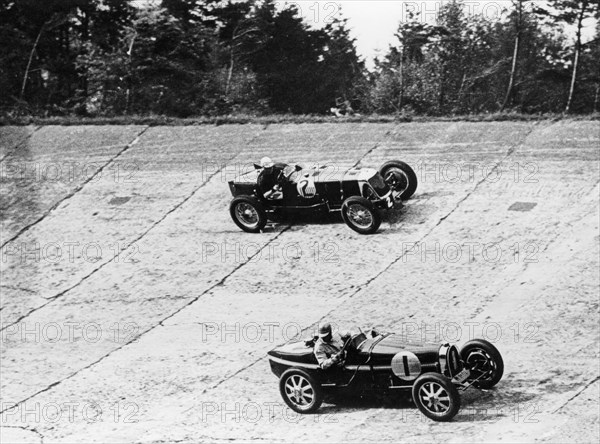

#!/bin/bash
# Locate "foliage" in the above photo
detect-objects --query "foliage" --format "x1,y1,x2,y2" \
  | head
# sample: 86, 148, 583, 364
0, 0, 598, 117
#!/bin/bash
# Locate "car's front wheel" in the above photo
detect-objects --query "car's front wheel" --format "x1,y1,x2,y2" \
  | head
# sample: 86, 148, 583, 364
341, 196, 382, 234
279, 369, 323, 414
229, 196, 267, 233
379, 160, 418, 200
460, 339, 504, 389
412, 373, 461, 421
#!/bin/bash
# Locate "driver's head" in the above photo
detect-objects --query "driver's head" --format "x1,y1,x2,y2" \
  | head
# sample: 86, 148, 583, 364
260, 157, 274, 169
318, 322, 333, 342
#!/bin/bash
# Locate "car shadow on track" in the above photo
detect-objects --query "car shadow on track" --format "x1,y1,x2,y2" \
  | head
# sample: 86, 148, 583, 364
258, 205, 412, 233
320, 392, 413, 411
316, 387, 534, 423
258, 212, 346, 233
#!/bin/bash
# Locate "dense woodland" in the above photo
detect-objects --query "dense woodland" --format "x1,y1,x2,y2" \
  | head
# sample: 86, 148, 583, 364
1, 0, 598, 117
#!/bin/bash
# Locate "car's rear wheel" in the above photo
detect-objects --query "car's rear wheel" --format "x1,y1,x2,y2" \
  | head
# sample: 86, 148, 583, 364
379, 160, 418, 200
412, 373, 461, 421
279, 369, 323, 414
341, 196, 382, 234
460, 339, 504, 389
229, 196, 267, 233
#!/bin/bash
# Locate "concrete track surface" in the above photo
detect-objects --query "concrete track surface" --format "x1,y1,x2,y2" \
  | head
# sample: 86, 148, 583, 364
0, 121, 598, 443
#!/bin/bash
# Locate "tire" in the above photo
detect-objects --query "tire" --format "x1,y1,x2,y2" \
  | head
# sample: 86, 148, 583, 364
341, 196, 382, 234
412, 373, 461, 422
460, 339, 504, 389
379, 160, 418, 200
279, 369, 323, 414
229, 196, 267, 233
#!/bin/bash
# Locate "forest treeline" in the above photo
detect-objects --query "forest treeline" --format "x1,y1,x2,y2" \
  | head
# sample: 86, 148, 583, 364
1, 0, 598, 118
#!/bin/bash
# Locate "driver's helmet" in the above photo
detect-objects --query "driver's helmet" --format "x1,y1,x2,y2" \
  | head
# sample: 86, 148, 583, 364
260, 157, 274, 168
318, 322, 332, 340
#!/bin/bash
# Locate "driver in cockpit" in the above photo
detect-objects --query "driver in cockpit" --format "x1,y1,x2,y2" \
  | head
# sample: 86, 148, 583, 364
257, 157, 288, 199
313, 322, 349, 370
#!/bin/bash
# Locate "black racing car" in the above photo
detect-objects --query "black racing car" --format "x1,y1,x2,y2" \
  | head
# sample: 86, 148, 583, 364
267, 330, 504, 421
228, 160, 417, 234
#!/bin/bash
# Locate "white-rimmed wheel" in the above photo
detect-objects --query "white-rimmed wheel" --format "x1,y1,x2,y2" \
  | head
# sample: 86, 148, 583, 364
460, 339, 504, 389
279, 369, 323, 414
341, 196, 382, 234
230, 195, 267, 233
412, 373, 461, 421
379, 160, 418, 200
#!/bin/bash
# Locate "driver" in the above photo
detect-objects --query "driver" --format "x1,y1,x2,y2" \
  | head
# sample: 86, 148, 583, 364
313, 322, 349, 370
257, 157, 288, 199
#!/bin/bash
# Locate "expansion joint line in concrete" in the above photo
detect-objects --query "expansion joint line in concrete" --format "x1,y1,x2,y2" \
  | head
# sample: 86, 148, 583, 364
0, 125, 277, 414
352, 129, 393, 168
0, 284, 37, 294
0, 225, 292, 416
0, 126, 151, 249
552, 375, 600, 413
0, 425, 44, 443
0, 124, 271, 330
201, 122, 541, 387
0, 148, 239, 333
0, 125, 42, 164
356, 121, 540, 292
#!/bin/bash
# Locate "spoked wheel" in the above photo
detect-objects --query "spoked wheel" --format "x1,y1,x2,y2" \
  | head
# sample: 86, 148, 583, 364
229, 196, 267, 233
341, 196, 382, 234
460, 339, 504, 389
279, 369, 323, 413
412, 373, 461, 421
379, 160, 418, 200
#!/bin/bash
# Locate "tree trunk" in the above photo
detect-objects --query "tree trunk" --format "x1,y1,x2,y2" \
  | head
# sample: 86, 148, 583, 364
20, 25, 45, 100
501, 1, 522, 111
565, 49, 580, 113
399, 46, 404, 110
439, 65, 445, 113
501, 35, 520, 111
565, 4, 587, 113
125, 32, 137, 113
456, 71, 467, 111
64, 24, 71, 98
226, 45, 235, 96
81, 9, 90, 98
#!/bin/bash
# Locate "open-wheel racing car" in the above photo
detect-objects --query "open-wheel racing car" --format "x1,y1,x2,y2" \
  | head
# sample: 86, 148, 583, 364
267, 330, 504, 421
228, 160, 417, 234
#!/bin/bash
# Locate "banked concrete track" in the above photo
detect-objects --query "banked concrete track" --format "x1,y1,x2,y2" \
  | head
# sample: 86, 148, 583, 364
0, 121, 598, 443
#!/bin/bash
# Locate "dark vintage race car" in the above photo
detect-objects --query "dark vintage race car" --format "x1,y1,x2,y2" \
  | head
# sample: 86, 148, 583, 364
267, 330, 504, 421
228, 160, 417, 234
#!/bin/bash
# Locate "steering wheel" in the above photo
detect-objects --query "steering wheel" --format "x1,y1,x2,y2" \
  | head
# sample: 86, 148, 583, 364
336, 332, 363, 362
